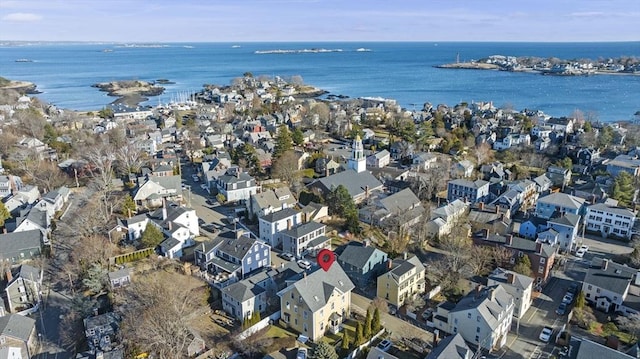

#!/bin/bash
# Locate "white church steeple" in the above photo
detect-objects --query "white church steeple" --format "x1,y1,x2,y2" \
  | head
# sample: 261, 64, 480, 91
348, 135, 366, 173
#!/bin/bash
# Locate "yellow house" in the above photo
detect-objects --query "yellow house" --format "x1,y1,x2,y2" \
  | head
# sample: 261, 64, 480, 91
277, 264, 355, 342
377, 254, 426, 308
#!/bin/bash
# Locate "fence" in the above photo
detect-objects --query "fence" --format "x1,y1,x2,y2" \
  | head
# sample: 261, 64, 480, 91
345, 328, 386, 359
235, 311, 282, 340
110, 247, 155, 265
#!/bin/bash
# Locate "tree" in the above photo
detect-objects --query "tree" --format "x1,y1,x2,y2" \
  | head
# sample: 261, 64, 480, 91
475, 142, 494, 166
273, 125, 293, 158
0, 201, 10, 228
292, 127, 305, 146
271, 150, 301, 184
574, 290, 586, 310
598, 125, 614, 148
372, 308, 381, 333
467, 246, 493, 276
341, 330, 351, 350
364, 308, 372, 338
354, 322, 364, 346
611, 171, 635, 207
116, 143, 146, 175
98, 107, 114, 119
82, 262, 107, 295
121, 194, 136, 216
312, 341, 338, 359
555, 157, 573, 170
141, 223, 164, 248
326, 185, 360, 233
120, 271, 209, 358
617, 313, 640, 343
513, 255, 533, 277
216, 193, 226, 204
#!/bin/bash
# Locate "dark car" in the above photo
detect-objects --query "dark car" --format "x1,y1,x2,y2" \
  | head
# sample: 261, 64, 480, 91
569, 282, 580, 295
556, 302, 567, 315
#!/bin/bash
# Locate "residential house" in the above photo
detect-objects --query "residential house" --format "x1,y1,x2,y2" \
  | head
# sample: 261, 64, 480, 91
474, 233, 556, 288
377, 254, 426, 309
277, 264, 355, 342
532, 174, 552, 195
451, 160, 475, 178
337, 243, 388, 288
10, 207, 50, 240
108, 268, 131, 289
84, 312, 120, 353
517, 216, 548, 239
3, 265, 42, 313
366, 150, 391, 169
214, 169, 260, 203
33, 186, 70, 219
447, 179, 490, 204
0, 347, 23, 359
576, 147, 601, 169
426, 333, 472, 359
545, 166, 571, 189
607, 155, 640, 177
247, 187, 296, 219
535, 192, 585, 219
0, 230, 43, 264
281, 221, 330, 258
487, 268, 533, 320
547, 213, 581, 252
567, 337, 636, 359
0, 314, 36, 359
221, 278, 267, 320
585, 203, 637, 240
571, 181, 608, 204
2, 185, 40, 216
0, 175, 23, 200
359, 188, 425, 230
307, 169, 383, 204
259, 208, 302, 248
411, 152, 438, 171
467, 203, 512, 236
133, 175, 183, 208
300, 202, 329, 223
582, 258, 637, 315
432, 285, 514, 352
426, 199, 469, 238
367, 347, 400, 359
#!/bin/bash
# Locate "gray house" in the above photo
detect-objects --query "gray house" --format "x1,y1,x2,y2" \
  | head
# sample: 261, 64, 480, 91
337, 244, 388, 288
4, 264, 42, 313
0, 230, 43, 264
0, 314, 37, 359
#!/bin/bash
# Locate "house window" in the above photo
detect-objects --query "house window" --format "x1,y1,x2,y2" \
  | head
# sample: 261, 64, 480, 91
303, 311, 308, 319
540, 257, 546, 264
477, 326, 481, 333
454, 327, 458, 333
294, 306, 298, 313
475, 335, 479, 342
596, 289, 601, 293
588, 285, 592, 290
477, 316, 480, 322
538, 266, 544, 274
286, 302, 290, 310
467, 313, 471, 319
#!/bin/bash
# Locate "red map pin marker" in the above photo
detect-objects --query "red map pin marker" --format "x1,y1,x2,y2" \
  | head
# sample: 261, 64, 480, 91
317, 249, 335, 272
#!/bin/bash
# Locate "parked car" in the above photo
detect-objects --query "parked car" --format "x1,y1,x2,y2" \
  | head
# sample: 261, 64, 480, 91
568, 282, 580, 295
556, 302, 567, 315
192, 174, 200, 182
539, 326, 553, 342
280, 252, 295, 261
562, 292, 574, 304
296, 348, 307, 359
297, 259, 312, 270
377, 339, 393, 352
575, 245, 589, 258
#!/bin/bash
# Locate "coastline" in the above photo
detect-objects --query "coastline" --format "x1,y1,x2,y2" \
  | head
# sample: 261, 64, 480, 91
437, 61, 640, 77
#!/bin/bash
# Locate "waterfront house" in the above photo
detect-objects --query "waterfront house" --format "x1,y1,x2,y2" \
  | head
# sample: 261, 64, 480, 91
432, 285, 514, 352
277, 264, 355, 342
337, 243, 389, 288
377, 254, 426, 309
585, 203, 637, 240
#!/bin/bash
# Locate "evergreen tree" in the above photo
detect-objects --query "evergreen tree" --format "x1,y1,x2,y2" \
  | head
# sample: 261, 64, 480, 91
273, 125, 293, 158
82, 263, 107, 295
121, 194, 136, 216
341, 330, 351, 350
611, 171, 635, 207
513, 255, 533, 277
364, 308, 372, 338
141, 222, 164, 248
575, 290, 586, 309
354, 321, 364, 345
0, 201, 11, 228
312, 341, 338, 359
372, 308, 381, 333
292, 127, 305, 146
327, 185, 360, 234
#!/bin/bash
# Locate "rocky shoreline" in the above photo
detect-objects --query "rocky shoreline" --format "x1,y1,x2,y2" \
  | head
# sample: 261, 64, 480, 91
0, 78, 41, 94
92, 80, 166, 107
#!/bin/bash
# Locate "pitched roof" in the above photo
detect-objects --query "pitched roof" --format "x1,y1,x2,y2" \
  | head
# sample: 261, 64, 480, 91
338, 245, 388, 270
217, 235, 265, 260
571, 337, 635, 359
426, 333, 472, 359
488, 268, 533, 292
386, 255, 425, 281
222, 279, 265, 302
587, 203, 636, 218
538, 192, 585, 210
451, 285, 513, 331
448, 178, 489, 189
0, 314, 35, 342
0, 229, 42, 258
310, 169, 383, 199
278, 263, 354, 312
584, 258, 635, 296
431, 199, 468, 220
260, 207, 300, 223
379, 188, 421, 212
281, 221, 324, 239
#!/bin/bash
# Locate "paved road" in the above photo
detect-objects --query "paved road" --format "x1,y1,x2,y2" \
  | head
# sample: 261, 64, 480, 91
577, 234, 633, 256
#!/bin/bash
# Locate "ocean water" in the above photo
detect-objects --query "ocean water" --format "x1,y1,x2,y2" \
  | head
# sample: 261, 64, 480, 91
0, 42, 638, 121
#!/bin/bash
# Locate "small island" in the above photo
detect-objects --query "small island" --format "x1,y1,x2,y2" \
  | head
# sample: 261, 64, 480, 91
92, 80, 166, 107
0, 76, 40, 94
438, 55, 640, 76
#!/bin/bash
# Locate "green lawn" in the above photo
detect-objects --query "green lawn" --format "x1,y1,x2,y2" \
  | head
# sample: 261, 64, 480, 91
265, 324, 297, 339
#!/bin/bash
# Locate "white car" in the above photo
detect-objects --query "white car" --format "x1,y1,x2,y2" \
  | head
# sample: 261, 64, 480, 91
296, 348, 307, 359
297, 259, 312, 270
539, 326, 553, 342
575, 245, 589, 258
192, 174, 200, 182
377, 339, 393, 352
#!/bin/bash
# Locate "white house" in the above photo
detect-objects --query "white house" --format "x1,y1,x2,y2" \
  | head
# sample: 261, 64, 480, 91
487, 268, 533, 320
366, 150, 390, 168
258, 208, 302, 248
582, 258, 638, 315
215, 170, 260, 203
585, 203, 637, 240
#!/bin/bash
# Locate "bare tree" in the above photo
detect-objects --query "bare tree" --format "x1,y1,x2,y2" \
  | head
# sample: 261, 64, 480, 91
119, 270, 209, 358
84, 142, 118, 222
467, 246, 493, 276
475, 142, 494, 166
14, 108, 46, 139
116, 143, 146, 175
271, 150, 301, 185
617, 313, 640, 343
491, 246, 513, 269
20, 155, 68, 192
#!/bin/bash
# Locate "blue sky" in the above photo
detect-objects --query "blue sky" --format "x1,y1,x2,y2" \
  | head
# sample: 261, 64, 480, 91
1, 0, 639, 42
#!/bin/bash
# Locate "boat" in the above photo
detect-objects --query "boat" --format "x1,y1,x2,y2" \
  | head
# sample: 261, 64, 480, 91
15, 59, 34, 62
102, 49, 113, 53
231, 45, 241, 48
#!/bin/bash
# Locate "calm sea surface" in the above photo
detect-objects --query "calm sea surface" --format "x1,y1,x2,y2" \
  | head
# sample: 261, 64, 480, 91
0, 42, 638, 121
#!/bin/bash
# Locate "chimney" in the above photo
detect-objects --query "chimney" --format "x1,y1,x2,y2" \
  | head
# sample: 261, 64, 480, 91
387, 259, 393, 270
489, 288, 497, 301
506, 235, 513, 246
536, 242, 543, 254
325, 161, 329, 177
236, 229, 244, 239
162, 199, 168, 220
496, 205, 500, 214
506, 272, 515, 284
602, 259, 609, 271
433, 329, 440, 348
287, 218, 292, 231
403, 252, 408, 260
479, 202, 484, 211
5, 270, 13, 282
364, 239, 370, 247
168, 221, 172, 231
474, 285, 482, 299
